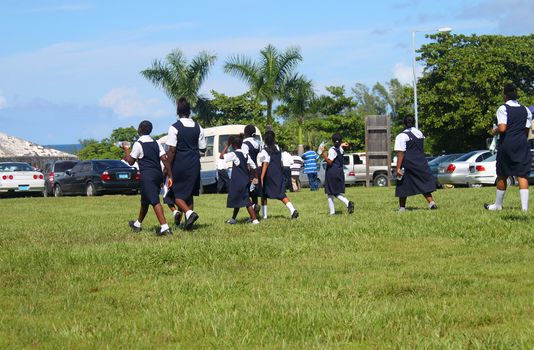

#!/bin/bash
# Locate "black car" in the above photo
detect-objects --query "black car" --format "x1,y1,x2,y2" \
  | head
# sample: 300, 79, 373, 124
43, 160, 79, 197
53, 159, 140, 197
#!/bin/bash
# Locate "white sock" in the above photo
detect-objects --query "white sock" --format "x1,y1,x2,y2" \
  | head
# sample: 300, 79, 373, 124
172, 210, 179, 217
286, 202, 296, 214
327, 195, 335, 215
160, 223, 169, 232
252, 219, 260, 224
399, 207, 406, 212
428, 201, 436, 209
262, 205, 268, 219
336, 195, 349, 206
495, 189, 506, 208
185, 210, 193, 219
520, 189, 529, 211
134, 220, 141, 228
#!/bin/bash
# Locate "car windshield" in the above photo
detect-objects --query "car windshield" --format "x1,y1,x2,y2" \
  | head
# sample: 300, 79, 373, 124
454, 151, 478, 162
0, 163, 34, 172
54, 161, 78, 172
94, 160, 130, 171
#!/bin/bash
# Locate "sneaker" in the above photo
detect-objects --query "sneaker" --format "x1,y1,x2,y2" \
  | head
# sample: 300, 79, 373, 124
398, 207, 406, 213
291, 210, 299, 219
227, 218, 237, 225
430, 204, 438, 210
155, 227, 173, 236
174, 211, 182, 226
128, 221, 142, 233
484, 203, 502, 211
251, 219, 260, 225
184, 211, 199, 230
347, 201, 355, 214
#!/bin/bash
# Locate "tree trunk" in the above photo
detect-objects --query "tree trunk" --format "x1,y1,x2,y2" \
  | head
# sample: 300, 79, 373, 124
298, 120, 304, 155
266, 99, 273, 129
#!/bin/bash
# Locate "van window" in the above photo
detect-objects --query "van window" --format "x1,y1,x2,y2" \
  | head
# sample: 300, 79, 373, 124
353, 155, 362, 164
343, 156, 350, 165
219, 134, 239, 152
204, 136, 214, 157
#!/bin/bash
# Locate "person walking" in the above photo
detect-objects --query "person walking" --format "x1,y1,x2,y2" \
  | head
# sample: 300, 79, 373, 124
301, 145, 320, 191
216, 157, 230, 194
394, 115, 437, 212
281, 150, 293, 191
485, 84, 532, 212
290, 152, 303, 192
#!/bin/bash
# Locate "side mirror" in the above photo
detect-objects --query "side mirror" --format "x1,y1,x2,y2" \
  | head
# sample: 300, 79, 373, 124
65, 169, 72, 176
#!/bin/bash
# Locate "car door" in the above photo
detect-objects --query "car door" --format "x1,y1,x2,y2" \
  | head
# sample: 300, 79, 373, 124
69, 161, 89, 194
61, 162, 83, 193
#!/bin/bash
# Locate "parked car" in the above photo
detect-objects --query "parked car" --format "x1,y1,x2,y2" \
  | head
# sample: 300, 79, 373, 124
299, 161, 357, 188
428, 153, 464, 186
43, 160, 79, 197
343, 152, 391, 186
437, 150, 493, 186
465, 154, 516, 187
0, 162, 45, 196
53, 159, 140, 197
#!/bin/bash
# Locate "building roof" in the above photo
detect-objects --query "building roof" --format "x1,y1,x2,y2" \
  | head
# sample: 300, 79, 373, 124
0, 132, 77, 158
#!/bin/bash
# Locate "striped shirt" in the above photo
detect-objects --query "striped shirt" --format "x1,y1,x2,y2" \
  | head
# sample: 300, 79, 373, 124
301, 150, 319, 174
290, 155, 303, 176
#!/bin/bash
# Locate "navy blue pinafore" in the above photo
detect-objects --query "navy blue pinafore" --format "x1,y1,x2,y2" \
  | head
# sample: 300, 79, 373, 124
171, 119, 201, 202
244, 139, 262, 196
496, 105, 532, 177
139, 140, 163, 206
262, 148, 286, 200
324, 147, 345, 195
227, 151, 253, 208
395, 131, 436, 197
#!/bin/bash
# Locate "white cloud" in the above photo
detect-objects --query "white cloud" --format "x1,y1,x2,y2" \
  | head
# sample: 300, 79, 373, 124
99, 87, 171, 119
0, 92, 6, 110
392, 62, 423, 85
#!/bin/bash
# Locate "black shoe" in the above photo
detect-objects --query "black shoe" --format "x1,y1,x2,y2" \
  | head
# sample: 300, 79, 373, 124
430, 204, 438, 210
174, 212, 182, 226
184, 212, 199, 230
128, 221, 142, 233
483, 203, 490, 210
291, 210, 299, 219
347, 201, 355, 214
155, 227, 173, 236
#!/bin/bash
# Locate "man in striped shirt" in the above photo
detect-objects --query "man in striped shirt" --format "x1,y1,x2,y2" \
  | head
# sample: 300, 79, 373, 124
290, 152, 304, 192
301, 145, 320, 191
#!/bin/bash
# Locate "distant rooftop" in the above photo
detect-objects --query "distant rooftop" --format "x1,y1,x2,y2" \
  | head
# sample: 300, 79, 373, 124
0, 132, 77, 158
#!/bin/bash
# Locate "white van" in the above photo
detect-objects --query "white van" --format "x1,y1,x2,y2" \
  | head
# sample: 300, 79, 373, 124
158, 124, 262, 191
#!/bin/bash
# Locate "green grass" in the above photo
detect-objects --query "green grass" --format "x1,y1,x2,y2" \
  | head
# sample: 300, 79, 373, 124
1, 187, 533, 349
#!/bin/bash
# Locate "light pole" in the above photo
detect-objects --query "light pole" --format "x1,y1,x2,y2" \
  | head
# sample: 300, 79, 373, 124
412, 26, 452, 129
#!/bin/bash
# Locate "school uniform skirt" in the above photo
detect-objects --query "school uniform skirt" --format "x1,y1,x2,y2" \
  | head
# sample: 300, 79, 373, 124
324, 166, 345, 195
227, 166, 251, 208
140, 168, 163, 206
496, 136, 532, 177
171, 150, 201, 201
262, 165, 286, 200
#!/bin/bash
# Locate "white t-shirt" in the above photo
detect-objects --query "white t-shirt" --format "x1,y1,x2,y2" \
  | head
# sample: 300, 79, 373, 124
496, 100, 532, 127
216, 158, 229, 170
258, 145, 280, 164
130, 135, 166, 160
222, 149, 257, 169
241, 137, 260, 156
327, 146, 344, 160
166, 118, 207, 150
281, 151, 294, 167
394, 127, 424, 152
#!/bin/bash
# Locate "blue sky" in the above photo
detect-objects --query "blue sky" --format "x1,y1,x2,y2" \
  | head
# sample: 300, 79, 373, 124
1, 0, 533, 144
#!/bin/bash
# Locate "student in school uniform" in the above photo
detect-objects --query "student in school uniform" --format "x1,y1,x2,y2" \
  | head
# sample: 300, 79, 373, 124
259, 130, 299, 220
394, 115, 437, 212
216, 157, 230, 194
319, 133, 355, 215
281, 150, 294, 191
166, 97, 207, 230
485, 84, 532, 212
220, 135, 260, 224
242, 124, 261, 212
122, 120, 172, 235
156, 138, 182, 227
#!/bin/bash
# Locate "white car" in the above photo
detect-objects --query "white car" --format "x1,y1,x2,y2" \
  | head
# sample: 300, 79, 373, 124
0, 162, 45, 196
465, 154, 515, 187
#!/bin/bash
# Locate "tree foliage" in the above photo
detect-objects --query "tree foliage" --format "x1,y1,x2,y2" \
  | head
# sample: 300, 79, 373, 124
78, 126, 137, 160
418, 33, 534, 152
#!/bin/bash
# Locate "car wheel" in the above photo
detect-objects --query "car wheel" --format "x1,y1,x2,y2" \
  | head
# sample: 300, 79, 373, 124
86, 182, 96, 196
373, 174, 388, 187
54, 184, 63, 197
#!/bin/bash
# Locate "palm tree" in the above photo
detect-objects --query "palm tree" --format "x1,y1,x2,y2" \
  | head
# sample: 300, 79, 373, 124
141, 49, 217, 108
224, 44, 302, 126
278, 75, 314, 153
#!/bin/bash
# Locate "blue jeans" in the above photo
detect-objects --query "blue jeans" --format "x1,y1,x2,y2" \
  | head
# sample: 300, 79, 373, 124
307, 173, 319, 191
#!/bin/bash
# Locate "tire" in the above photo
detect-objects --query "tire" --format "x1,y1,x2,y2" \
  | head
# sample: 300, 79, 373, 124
54, 184, 63, 197
373, 174, 389, 187
86, 182, 96, 197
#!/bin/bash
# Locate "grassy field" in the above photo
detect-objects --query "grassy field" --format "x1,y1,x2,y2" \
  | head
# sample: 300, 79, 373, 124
1, 186, 533, 349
